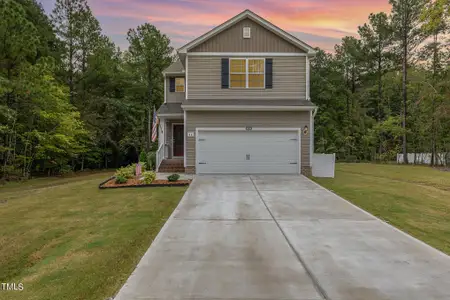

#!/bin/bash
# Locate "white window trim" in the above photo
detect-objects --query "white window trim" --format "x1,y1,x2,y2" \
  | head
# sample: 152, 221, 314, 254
175, 78, 185, 93
229, 58, 265, 89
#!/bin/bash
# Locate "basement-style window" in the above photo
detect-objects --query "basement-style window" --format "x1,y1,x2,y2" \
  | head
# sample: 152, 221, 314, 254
175, 78, 185, 92
229, 58, 265, 89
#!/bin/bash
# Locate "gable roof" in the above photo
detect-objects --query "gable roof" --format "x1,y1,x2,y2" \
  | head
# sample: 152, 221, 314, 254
162, 60, 184, 75
178, 9, 316, 55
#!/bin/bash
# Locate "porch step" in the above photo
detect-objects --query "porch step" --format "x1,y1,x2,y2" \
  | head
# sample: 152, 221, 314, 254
158, 159, 185, 173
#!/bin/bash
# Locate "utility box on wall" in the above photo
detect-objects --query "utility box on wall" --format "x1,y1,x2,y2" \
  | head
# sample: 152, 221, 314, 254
312, 153, 336, 178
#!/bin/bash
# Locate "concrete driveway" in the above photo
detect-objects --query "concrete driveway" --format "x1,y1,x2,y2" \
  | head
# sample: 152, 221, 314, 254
114, 175, 450, 300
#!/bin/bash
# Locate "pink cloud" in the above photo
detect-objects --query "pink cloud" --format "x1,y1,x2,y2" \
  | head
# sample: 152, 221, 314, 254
61, 0, 394, 51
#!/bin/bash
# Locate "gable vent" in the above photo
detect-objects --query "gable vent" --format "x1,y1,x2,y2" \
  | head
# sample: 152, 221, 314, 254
243, 27, 251, 38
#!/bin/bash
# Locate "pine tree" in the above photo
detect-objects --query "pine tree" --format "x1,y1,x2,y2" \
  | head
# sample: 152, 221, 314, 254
126, 24, 173, 151
390, 0, 428, 163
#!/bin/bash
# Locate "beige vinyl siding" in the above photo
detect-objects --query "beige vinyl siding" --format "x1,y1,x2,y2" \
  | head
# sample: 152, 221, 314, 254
166, 77, 185, 103
165, 119, 184, 158
186, 111, 310, 168
190, 18, 305, 53
188, 56, 306, 100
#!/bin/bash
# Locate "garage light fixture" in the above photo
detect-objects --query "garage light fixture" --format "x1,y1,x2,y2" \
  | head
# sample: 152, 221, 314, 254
303, 125, 309, 135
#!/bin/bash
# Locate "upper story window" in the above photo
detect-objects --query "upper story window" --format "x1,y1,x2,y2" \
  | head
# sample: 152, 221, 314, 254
229, 58, 265, 89
175, 78, 185, 92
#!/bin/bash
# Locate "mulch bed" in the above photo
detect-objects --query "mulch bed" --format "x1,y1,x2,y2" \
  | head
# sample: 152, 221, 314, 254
99, 177, 191, 189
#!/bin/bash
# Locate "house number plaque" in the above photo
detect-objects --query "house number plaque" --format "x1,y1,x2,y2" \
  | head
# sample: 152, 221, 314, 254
187, 132, 195, 137
246, 126, 252, 131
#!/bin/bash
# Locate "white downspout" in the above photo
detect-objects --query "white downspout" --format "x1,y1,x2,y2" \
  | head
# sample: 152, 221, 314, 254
310, 107, 318, 167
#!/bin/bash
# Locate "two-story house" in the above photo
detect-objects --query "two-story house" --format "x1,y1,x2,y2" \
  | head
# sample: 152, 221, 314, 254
156, 9, 317, 175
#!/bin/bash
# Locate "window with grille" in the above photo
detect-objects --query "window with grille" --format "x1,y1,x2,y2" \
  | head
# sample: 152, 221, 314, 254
229, 58, 264, 89
175, 78, 185, 92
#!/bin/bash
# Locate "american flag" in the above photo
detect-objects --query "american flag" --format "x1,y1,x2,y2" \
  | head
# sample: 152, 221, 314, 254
151, 106, 159, 142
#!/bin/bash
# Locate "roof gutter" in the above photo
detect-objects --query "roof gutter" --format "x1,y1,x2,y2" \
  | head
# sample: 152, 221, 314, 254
181, 105, 316, 111
158, 113, 184, 117
162, 72, 185, 77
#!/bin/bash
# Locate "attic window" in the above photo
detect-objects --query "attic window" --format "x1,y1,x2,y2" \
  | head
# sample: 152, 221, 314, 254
243, 27, 251, 38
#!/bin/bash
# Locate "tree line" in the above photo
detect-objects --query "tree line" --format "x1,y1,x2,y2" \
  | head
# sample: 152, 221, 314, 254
1, 0, 172, 178
0, 0, 449, 179
312, 0, 449, 165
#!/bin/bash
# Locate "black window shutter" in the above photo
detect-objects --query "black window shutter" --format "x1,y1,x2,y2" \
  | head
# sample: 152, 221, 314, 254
169, 77, 175, 92
221, 58, 229, 89
265, 59, 273, 89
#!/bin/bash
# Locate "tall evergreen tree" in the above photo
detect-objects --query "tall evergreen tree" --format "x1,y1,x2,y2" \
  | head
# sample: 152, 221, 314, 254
420, 0, 450, 165
359, 13, 393, 122
51, 0, 100, 105
389, 0, 428, 163
126, 24, 173, 151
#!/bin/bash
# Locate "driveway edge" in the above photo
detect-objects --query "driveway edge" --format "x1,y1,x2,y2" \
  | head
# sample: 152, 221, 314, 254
113, 177, 195, 300
305, 176, 449, 259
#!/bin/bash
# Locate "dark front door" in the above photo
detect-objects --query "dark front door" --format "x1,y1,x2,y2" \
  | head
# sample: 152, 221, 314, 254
173, 124, 184, 157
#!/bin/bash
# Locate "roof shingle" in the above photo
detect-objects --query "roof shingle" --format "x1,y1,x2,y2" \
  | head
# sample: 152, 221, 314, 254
163, 60, 184, 74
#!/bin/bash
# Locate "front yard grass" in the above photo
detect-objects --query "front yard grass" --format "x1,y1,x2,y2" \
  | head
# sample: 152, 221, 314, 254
312, 163, 450, 255
0, 172, 187, 300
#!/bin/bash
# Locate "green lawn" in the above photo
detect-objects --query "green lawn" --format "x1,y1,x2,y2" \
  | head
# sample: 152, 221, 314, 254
0, 172, 187, 300
312, 163, 450, 255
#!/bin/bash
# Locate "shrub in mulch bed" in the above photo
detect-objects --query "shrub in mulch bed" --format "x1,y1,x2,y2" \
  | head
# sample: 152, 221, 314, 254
99, 176, 190, 189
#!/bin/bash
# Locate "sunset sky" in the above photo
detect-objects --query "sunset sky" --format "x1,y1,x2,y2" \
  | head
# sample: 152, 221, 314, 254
41, 0, 392, 52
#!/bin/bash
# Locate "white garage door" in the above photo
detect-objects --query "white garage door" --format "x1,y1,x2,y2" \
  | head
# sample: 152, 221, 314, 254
196, 130, 300, 174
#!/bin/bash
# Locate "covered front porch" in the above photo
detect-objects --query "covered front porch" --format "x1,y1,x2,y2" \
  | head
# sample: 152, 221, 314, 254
156, 103, 185, 172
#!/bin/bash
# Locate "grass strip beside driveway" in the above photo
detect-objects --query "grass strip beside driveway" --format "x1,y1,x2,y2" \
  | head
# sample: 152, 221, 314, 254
0, 172, 187, 300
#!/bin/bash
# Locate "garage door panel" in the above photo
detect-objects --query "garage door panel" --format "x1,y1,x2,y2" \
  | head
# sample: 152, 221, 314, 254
197, 130, 300, 174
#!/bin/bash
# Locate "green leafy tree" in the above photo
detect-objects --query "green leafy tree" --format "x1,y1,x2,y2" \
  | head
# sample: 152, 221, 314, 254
126, 24, 173, 151
0, 0, 39, 176
17, 60, 87, 175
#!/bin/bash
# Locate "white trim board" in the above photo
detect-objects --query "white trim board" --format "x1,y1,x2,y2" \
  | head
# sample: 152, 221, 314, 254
178, 9, 316, 54
309, 110, 313, 167
306, 56, 310, 100
163, 72, 185, 76
181, 105, 316, 111
158, 113, 184, 118
184, 111, 187, 167
187, 52, 308, 57
186, 55, 189, 100
164, 76, 167, 103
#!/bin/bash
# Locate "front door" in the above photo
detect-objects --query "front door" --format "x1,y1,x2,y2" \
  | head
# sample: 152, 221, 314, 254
173, 124, 184, 157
